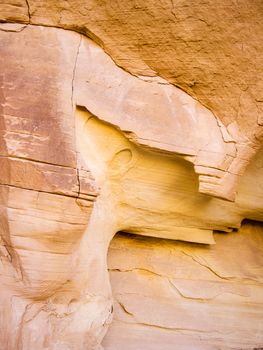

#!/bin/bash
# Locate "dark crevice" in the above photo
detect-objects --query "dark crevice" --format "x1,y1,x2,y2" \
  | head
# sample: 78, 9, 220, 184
24, 0, 31, 24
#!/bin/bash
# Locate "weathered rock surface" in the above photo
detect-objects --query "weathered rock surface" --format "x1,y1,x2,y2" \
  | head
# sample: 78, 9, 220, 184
104, 221, 263, 350
1, 0, 263, 200
0, 2, 263, 349
0, 25, 105, 350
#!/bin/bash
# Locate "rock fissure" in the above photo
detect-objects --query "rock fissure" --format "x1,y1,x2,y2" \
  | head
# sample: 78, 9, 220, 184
180, 251, 263, 285
0, 154, 76, 169
24, 0, 30, 24
0, 183, 88, 201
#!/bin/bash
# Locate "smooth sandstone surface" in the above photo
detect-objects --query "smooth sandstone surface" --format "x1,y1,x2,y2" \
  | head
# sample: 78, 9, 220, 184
0, 2, 263, 349
104, 222, 263, 350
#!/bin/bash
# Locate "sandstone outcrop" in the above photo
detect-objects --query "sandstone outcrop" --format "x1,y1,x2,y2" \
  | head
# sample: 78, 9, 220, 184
0, 1, 263, 349
104, 222, 263, 350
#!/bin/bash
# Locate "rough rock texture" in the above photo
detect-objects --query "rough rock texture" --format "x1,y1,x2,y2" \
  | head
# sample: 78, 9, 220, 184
1, 0, 263, 199
0, 26, 108, 350
0, 1, 263, 349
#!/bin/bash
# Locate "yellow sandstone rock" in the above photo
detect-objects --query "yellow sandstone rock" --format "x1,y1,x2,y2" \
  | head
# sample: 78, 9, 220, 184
0, 3, 262, 349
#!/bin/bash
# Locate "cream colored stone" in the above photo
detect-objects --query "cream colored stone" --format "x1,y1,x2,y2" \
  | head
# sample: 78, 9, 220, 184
104, 222, 263, 350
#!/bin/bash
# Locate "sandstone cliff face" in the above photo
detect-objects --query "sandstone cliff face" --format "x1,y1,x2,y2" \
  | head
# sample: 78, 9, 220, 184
2, 0, 263, 200
0, 1, 263, 349
104, 222, 263, 350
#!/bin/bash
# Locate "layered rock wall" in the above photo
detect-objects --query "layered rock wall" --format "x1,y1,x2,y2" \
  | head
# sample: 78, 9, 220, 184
0, 1, 263, 349
105, 222, 263, 350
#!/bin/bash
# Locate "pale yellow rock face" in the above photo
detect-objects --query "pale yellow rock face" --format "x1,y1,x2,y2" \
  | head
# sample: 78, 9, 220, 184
0, 2, 263, 350
104, 222, 263, 350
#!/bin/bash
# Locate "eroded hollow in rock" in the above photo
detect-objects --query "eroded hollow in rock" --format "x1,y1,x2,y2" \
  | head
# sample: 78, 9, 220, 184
75, 106, 250, 246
